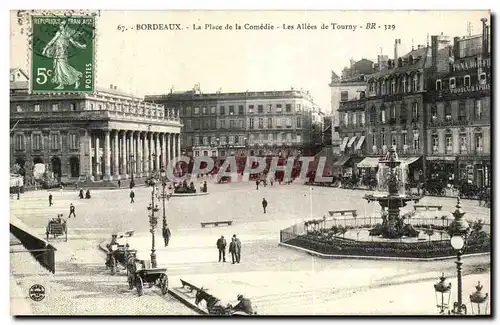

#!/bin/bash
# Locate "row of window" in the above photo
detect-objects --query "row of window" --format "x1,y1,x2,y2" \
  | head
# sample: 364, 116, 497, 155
185, 103, 303, 116
368, 131, 421, 151
13, 102, 169, 118
430, 132, 484, 154
430, 98, 488, 121
435, 73, 487, 91
367, 73, 421, 96
191, 133, 303, 146
185, 117, 303, 130
341, 97, 489, 128
13, 133, 79, 151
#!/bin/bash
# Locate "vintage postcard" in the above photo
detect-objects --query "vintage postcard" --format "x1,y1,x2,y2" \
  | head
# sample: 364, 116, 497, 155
10, 9, 491, 316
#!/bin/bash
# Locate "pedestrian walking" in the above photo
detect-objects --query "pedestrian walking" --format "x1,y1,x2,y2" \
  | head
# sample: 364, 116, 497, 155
163, 224, 171, 247
233, 234, 241, 263
59, 184, 64, 193
216, 235, 227, 262
130, 190, 135, 203
118, 179, 121, 188
68, 203, 76, 218
229, 238, 237, 264
48, 193, 53, 206
79, 188, 84, 199
262, 198, 268, 214
256, 179, 260, 190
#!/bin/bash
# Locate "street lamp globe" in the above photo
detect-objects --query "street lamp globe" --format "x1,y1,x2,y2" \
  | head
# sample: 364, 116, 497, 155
469, 282, 489, 315
450, 235, 465, 251
160, 168, 167, 178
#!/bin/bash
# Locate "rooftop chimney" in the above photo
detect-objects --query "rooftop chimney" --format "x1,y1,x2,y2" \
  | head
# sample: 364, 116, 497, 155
394, 39, 401, 61
481, 17, 489, 56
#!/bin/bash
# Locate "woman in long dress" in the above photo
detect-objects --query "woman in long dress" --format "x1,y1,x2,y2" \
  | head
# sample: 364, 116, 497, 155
42, 20, 87, 90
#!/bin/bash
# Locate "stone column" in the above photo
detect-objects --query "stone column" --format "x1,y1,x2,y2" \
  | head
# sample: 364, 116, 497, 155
169, 133, 174, 160
113, 130, 120, 179
103, 130, 111, 180
155, 133, 161, 171
80, 130, 92, 179
149, 132, 154, 172
121, 131, 128, 179
137, 132, 143, 177
94, 135, 101, 178
130, 131, 136, 174
143, 132, 149, 176
177, 133, 181, 158
166, 132, 171, 167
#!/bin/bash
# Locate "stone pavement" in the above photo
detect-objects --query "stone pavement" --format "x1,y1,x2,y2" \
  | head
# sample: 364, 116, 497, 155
12, 183, 491, 315
99, 221, 491, 315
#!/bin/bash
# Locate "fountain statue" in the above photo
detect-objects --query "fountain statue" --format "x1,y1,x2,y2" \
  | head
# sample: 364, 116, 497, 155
364, 147, 422, 238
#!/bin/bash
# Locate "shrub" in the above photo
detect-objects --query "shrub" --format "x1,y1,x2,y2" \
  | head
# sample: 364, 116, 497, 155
369, 223, 384, 236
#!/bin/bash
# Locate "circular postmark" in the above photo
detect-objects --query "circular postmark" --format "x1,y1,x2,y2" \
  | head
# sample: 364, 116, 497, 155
29, 284, 46, 302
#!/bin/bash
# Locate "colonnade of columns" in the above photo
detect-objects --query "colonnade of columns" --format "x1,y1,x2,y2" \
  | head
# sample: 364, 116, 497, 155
86, 130, 181, 181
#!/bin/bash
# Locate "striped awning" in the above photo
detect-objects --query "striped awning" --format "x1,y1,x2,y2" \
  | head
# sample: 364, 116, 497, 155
340, 137, 349, 151
357, 157, 381, 168
355, 136, 365, 150
402, 156, 421, 165
347, 136, 357, 148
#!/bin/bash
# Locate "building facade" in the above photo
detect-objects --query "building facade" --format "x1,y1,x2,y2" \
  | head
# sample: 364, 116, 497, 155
425, 18, 491, 188
10, 78, 183, 185
146, 89, 323, 159
329, 59, 375, 154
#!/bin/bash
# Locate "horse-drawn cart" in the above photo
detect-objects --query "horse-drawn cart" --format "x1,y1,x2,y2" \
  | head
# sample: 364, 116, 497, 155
45, 217, 67, 242
105, 244, 135, 276
129, 261, 169, 297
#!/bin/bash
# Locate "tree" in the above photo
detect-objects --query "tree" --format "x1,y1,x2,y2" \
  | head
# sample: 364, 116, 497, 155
424, 227, 435, 242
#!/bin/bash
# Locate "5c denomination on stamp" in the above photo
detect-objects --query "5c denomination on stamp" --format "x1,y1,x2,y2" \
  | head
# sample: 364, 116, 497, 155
30, 15, 95, 93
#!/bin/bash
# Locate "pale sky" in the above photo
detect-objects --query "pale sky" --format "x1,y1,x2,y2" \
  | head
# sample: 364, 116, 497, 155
10, 10, 489, 111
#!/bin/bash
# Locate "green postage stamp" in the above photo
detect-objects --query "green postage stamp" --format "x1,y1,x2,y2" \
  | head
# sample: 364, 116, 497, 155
30, 15, 95, 93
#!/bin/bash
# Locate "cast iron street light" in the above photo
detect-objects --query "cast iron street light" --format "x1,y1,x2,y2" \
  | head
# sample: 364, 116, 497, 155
157, 168, 173, 241
469, 281, 489, 315
434, 273, 452, 314
145, 177, 159, 268
448, 197, 470, 315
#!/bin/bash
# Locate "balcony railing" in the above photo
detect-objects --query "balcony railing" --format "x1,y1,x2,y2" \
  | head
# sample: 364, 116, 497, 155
430, 119, 469, 127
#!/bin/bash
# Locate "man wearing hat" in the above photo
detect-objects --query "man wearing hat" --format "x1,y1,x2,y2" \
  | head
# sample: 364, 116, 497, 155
232, 234, 241, 263
216, 235, 227, 262
233, 294, 254, 315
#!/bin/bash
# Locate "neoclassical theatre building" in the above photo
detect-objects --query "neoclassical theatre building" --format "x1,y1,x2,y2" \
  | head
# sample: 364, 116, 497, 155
10, 71, 182, 184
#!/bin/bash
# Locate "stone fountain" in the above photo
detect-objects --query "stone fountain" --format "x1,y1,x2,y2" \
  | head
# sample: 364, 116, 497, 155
364, 147, 422, 238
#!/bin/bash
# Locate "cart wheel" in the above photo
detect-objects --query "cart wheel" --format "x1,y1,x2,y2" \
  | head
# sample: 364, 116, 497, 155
128, 273, 134, 290
110, 256, 117, 276
136, 276, 144, 296
160, 274, 169, 295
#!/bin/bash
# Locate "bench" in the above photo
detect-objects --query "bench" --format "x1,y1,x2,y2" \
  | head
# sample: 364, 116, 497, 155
328, 210, 358, 217
414, 205, 443, 211
200, 221, 233, 228
180, 279, 202, 293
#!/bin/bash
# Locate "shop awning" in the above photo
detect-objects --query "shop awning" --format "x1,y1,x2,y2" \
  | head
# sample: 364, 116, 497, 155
355, 136, 365, 150
357, 157, 381, 168
426, 156, 456, 162
340, 137, 349, 151
333, 156, 351, 167
401, 156, 421, 165
347, 136, 357, 148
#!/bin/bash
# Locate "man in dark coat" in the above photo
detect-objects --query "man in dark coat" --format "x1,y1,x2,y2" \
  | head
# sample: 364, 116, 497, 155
79, 189, 84, 199
216, 235, 227, 262
48, 193, 53, 206
262, 198, 268, 214
130, 190, 135, 203
229, 238, 237, 264
163, 224, 171, 247
233, 234, 241, 263
68, 203, 76, 218
233, 294, 254, 314
255, 179, 259, 190
118, 180, 121, 188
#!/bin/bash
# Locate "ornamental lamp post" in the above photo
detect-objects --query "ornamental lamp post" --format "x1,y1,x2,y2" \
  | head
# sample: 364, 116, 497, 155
469, 281, 489, 315
434, 273, 452, 314
158, 168, 173, 243
145, 177, 160, 268
448, 197, 470, 315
